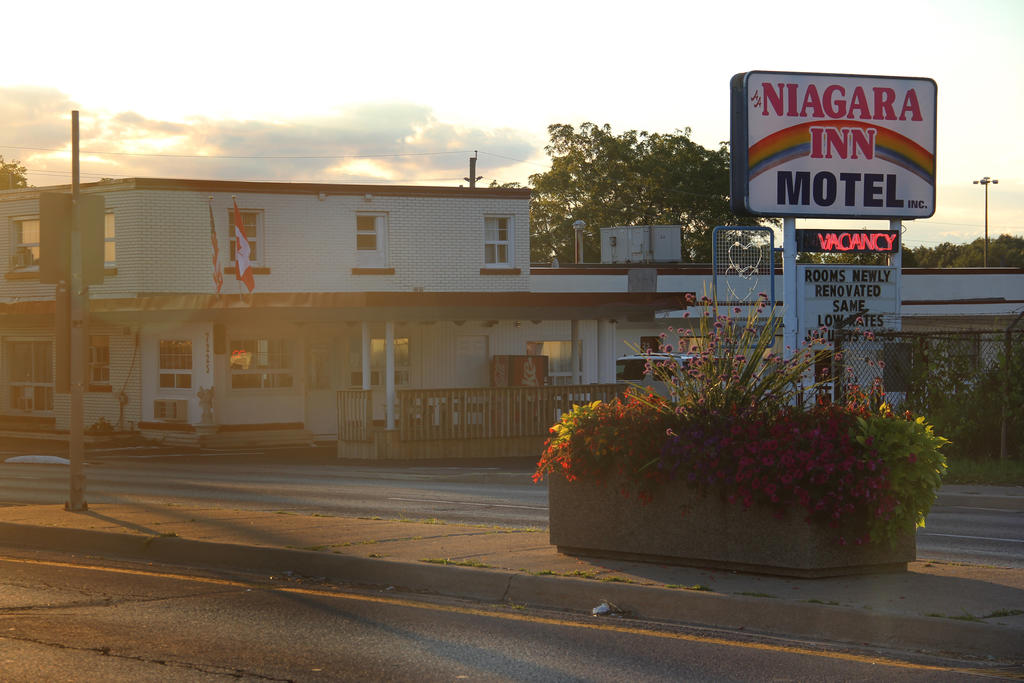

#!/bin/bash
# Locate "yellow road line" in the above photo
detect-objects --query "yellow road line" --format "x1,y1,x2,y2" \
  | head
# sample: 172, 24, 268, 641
2, 555, 1015, 678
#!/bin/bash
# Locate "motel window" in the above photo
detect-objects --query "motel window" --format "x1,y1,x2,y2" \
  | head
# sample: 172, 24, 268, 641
484, 216, 511, 267
228, 208, 263, 267
639, 336, 660, 353
6, 340, 53, 412
348, 336, 410, 387
88, 335, 110, 386
229, 337, 294, 389
355, 213, 388, 267
11, 218, 40, 270
526, 340, 580, 385
158, 340, 193, 389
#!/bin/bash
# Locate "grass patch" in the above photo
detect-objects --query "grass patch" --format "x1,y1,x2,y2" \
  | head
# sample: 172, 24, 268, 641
566, 570, 598, 579
368, 553, 384, 558
806, 599, 840, 606
600, 576, 635, 584
944, 457, 1024, 485
419, 558, 493, 569
927, 610, 984, 622
736, 591, 777, 599
534, 570, 557, 576
984, 609, 1024, 619
667, 584, 712, 592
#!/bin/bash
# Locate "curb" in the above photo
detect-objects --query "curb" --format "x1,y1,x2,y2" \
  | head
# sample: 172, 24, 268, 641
1, 522, 1020, 663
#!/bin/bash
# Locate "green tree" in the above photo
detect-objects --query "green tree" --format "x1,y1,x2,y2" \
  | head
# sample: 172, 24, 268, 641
527, 123, 768, 264
903, 235, 1024, 268
1, 156, 28, 189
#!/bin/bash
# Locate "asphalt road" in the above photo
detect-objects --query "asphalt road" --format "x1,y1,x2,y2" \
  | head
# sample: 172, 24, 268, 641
1, 446, 1021, 568
0, 552, 993, 681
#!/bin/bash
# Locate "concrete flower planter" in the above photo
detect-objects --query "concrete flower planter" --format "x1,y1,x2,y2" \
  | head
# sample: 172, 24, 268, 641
548, 475, 915, 578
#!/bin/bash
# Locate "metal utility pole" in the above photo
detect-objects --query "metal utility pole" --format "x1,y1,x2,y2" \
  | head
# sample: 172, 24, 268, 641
67, 111, 87, 511
464, 151, 482, 188
973, 176, 998, 267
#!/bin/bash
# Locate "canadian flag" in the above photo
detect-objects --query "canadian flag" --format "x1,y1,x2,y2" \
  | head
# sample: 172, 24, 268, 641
233, 198, 255, 293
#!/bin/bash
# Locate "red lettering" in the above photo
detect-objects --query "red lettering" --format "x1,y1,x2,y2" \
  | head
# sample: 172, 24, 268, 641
848, 86, 871, 119
873, 87, 896, 120
787, 83, 799, 117
810, 127, 825, 158
876, 233, 898, 251
823, 85, 846, 117
799, 84, 824, 118
850, 128, 876, 159
899, 89, 923, 121
762, 82, 785, 116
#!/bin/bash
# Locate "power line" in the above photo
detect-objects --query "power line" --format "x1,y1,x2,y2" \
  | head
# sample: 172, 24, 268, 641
1, 144, 476, 160
22, 166, 467, 185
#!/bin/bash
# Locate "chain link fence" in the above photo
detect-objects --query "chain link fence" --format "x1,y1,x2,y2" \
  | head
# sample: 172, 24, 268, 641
834, 327, 1024, 460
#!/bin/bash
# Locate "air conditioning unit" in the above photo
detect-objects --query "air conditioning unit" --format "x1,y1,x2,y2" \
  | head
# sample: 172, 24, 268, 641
154, 399, 188, 422
10, 251, 35, 269
600, 225, 682, 264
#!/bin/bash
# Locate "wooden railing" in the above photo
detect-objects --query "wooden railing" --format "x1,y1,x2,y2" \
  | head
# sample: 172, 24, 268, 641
396, 384, 622, 442
337, 390, 372, 442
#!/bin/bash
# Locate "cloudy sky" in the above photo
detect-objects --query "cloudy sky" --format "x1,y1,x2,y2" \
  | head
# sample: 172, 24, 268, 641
2, 0, 1021, 247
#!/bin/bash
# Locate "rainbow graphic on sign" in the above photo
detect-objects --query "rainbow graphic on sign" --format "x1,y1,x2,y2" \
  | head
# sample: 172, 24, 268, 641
748, 120, 934, 184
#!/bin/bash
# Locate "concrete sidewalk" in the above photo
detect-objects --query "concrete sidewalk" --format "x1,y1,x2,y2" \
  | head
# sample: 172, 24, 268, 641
0, 502, 1021, 664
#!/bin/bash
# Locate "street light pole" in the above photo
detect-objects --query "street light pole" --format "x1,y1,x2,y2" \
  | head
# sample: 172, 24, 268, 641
973, 176, 998, 267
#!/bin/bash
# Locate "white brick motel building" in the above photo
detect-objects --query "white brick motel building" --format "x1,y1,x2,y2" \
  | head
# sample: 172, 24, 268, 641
2, 178, 1022, 455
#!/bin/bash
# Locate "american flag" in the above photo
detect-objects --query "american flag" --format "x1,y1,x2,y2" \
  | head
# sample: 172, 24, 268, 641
209, 201, 223, 294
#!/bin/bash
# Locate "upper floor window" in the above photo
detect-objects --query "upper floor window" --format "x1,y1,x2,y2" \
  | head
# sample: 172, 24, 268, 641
356, 213, 388, 268
484, 216, 511, 267
11, 218, 40, 270
104, 213, 116, 266
228, 209, 263, 267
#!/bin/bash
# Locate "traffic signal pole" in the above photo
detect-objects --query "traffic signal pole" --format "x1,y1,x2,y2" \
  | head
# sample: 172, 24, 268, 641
67, 110, 87, 511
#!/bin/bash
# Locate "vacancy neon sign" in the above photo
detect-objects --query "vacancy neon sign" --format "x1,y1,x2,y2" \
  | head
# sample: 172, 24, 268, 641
796, 228, 900, 253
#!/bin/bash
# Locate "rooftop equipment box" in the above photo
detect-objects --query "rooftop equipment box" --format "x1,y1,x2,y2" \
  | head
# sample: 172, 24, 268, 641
600, 225, 681, 264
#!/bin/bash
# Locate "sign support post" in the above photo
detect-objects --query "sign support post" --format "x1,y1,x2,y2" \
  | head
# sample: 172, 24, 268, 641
783, 216, 798, 360
889, 219, 902, 327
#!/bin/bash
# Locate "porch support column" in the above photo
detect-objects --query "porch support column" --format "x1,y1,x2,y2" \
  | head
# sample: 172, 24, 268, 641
597, 319, 617, 383
360, 322, 371, 391
385, 320, 395, 430
570, 320, 580, 384
578, 320, 598, 383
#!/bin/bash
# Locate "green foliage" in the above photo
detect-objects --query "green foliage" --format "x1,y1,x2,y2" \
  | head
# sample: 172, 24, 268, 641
527, 123, 770, 264
902, 332, 1024, 460
853, 407, 949, 546
646, 292, 833, 418
903, 234, 1024, 268
537, 296, 951, 548
535, 395, 676, 493
944, 456, 1024, 485
0, 155, 28, 189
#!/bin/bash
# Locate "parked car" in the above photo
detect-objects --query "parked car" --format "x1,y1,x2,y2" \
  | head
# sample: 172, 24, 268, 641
615, 353, 693, 393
